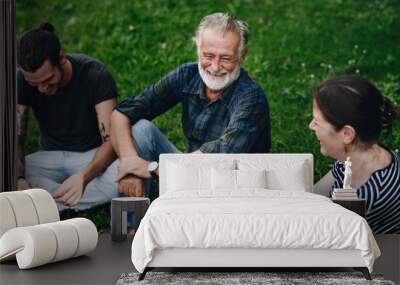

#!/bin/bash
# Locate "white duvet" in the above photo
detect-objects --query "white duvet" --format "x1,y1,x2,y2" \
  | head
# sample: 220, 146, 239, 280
131, 190, 380, 273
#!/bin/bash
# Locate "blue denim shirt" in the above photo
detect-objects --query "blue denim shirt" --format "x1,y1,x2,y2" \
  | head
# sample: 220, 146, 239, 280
116, 62, 271, 153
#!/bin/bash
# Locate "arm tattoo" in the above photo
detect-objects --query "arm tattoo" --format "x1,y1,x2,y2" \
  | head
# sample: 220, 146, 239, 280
100, 122, 110, 142
17, 107, 28, 141
17, 107, 28, 176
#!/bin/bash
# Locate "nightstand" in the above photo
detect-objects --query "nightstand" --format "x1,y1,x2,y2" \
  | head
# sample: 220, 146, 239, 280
111, 197, 150, 242
332, 198, 366, 218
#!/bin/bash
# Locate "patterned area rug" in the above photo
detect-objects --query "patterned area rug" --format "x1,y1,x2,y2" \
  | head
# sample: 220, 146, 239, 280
117, 271, 395, 285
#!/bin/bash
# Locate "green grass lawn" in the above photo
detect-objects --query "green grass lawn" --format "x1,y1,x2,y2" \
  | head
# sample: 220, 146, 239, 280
16, 0, 400, 228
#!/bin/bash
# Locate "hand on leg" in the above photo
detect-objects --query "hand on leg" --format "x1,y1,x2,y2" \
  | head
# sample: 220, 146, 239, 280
118, 174, 145, 197
53, 172, 86, 206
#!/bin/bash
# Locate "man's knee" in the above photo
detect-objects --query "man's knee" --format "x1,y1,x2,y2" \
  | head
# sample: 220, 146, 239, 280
25, 152, 44, 178
27, 176, 60, 194
131, 119, 155, 134
131, 119, 156, 146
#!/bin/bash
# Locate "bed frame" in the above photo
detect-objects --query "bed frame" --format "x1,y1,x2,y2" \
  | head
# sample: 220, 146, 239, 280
139, 248, 370, 280
138, 154, 372, 280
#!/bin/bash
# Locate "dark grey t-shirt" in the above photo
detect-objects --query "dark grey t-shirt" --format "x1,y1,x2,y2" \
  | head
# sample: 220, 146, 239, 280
18, 54, 118, 152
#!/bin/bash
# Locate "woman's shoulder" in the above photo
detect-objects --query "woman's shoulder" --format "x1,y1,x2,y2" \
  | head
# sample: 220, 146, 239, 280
371, 148, 399, 190
379, 147, 399, 173
389, 149, 400, 164
385, 149, 400, 175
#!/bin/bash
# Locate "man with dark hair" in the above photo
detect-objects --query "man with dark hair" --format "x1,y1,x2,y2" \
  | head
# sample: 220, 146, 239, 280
110, 13, 271, 197
17, 22, 119, 210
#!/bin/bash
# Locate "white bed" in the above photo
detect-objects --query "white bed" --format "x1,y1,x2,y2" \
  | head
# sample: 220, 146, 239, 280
131, 154, 380, 280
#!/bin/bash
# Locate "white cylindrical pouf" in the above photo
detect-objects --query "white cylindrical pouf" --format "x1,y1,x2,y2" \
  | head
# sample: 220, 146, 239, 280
42, 221, 79, 262
0, 226, 57, 269
0, 217, 97, 269
0, 196, 17, 237
65, 218, 98, 257
1, 191, 39, 227
24, 189, 59, 224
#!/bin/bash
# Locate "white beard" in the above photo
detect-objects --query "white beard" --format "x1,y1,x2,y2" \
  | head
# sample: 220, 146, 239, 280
198, 62, 241, 91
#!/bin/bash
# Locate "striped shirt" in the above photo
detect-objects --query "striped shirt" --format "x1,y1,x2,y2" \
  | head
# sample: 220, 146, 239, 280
116, 62, 271, 153
331, 150, 400, 234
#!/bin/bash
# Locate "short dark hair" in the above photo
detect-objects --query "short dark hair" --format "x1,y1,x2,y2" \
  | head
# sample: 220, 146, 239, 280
18, 22, 62, 72
314, 75, 398, 144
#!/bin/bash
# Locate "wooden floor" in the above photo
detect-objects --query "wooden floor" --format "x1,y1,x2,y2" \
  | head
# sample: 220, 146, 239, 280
0, 232, 134, 285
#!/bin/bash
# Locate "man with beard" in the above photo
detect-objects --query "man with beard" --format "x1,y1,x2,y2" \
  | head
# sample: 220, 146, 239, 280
110, 13, 271, 197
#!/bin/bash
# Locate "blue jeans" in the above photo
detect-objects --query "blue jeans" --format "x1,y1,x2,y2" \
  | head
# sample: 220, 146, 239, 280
129, 119, 181, 199
131, 119, 181, 163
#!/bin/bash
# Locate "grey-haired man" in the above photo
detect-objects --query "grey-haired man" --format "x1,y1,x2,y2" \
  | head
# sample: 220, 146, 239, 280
110, 13, 271, 197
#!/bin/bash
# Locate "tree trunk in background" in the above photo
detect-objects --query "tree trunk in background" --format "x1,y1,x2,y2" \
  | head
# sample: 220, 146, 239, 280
0, 0, 17, 192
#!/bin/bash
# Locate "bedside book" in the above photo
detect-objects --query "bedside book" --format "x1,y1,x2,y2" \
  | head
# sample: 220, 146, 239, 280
332, 188, 358, 199
333, 189, 357, 193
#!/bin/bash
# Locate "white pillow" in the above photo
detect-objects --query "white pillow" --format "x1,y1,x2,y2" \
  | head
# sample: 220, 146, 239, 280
265, 163, 307, 191
238, 159, 308, 191
211, 168, 267, 190
164, 157, 237, 193
167, 160, 236, 191
237, 169, 267, 188
211, 168, 236, 190
167, 162, 210, 191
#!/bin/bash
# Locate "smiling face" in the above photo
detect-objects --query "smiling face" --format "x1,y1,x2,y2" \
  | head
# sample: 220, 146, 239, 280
309, 100, 346, 159
21, 59, 64, 95
198, 28, 245, 91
